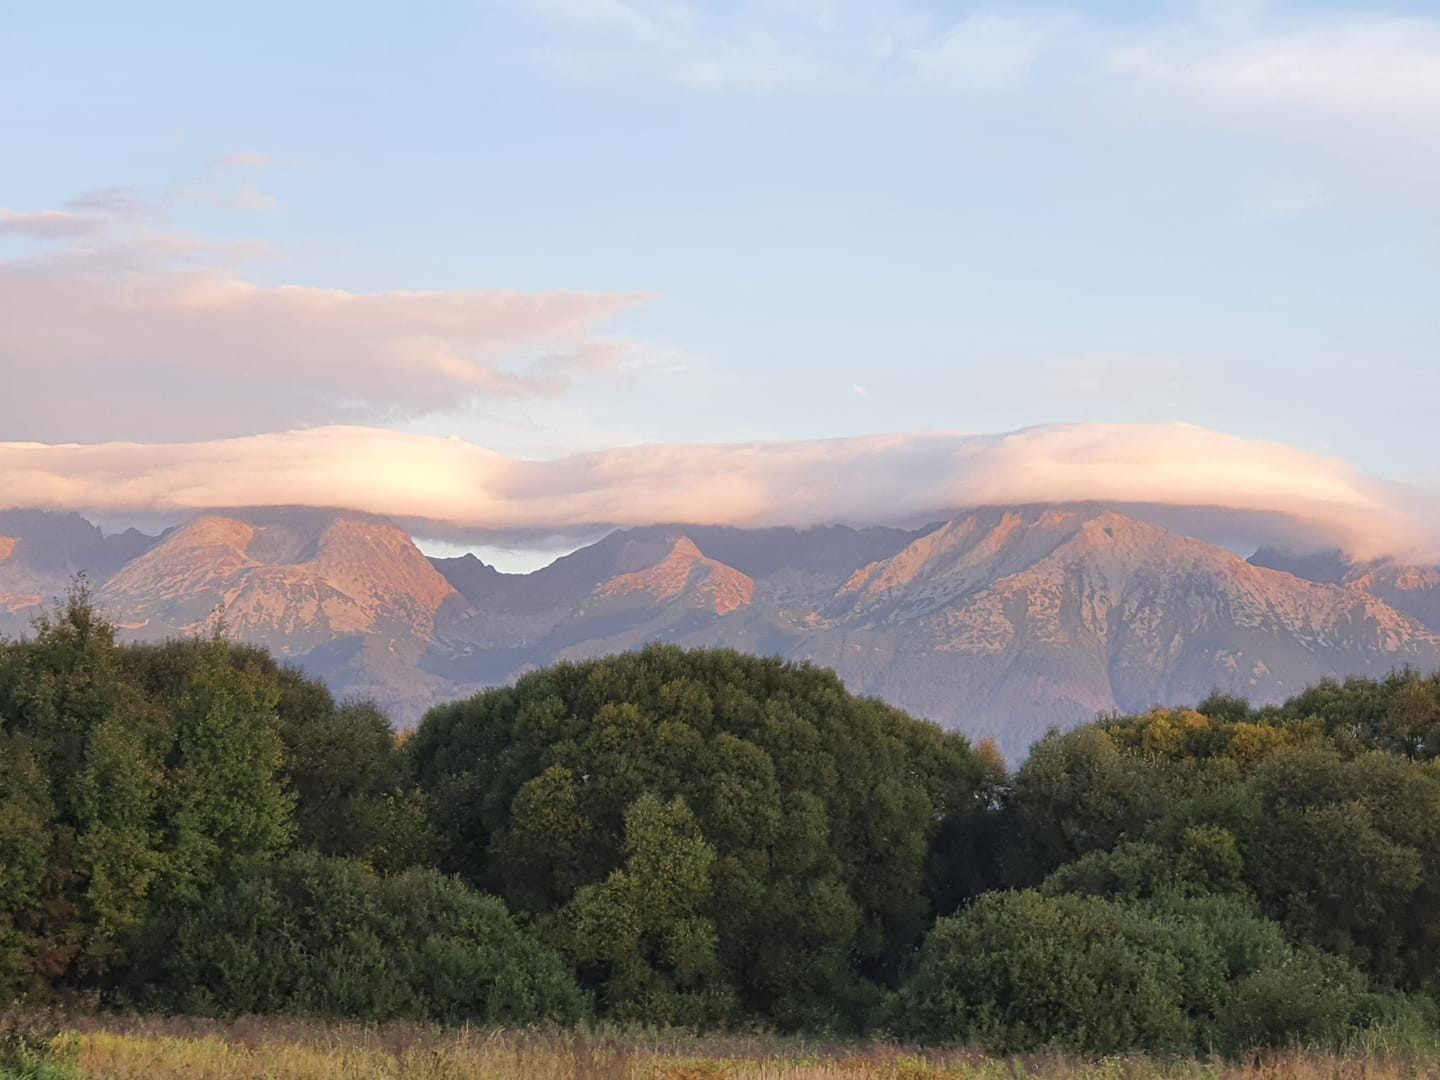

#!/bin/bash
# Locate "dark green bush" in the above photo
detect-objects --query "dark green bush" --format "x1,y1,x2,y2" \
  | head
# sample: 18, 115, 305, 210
1216, 950, 1366, 1050
892, 889, 1368, 1054
131, 851, 586, 1024
1007, 707, 1440, 995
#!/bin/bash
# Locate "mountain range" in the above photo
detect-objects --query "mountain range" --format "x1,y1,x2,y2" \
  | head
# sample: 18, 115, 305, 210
3, 504, 1438, 760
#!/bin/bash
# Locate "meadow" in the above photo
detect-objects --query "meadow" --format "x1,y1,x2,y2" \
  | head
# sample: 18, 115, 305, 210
7, 1018, 1440, 1080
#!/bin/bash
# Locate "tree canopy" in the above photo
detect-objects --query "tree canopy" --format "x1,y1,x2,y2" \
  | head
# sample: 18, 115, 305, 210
406, 645, 991, 1028
6, 594, 1440, 1054
0, 589, 575, 1024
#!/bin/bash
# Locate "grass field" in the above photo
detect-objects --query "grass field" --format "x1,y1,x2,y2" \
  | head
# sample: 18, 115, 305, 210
5, 1018, 1440, 1080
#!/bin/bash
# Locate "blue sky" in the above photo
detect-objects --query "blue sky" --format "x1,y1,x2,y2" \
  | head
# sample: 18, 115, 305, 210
3, 0, 1440, 564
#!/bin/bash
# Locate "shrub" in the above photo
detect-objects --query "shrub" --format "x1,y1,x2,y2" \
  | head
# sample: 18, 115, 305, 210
1215, 949, 1366, 1051
128, 851, 586, 1024
893, 889, 1369, 1055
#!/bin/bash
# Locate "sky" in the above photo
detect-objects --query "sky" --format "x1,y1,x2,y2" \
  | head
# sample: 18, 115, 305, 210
3, 0, 1439, 568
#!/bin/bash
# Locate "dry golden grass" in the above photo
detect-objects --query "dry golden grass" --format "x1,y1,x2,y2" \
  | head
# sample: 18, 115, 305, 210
28, 1017, 1440, 1080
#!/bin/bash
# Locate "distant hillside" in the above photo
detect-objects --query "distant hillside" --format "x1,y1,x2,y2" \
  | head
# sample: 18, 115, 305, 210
0, 508, 153, 613
5, 505, 1440, 759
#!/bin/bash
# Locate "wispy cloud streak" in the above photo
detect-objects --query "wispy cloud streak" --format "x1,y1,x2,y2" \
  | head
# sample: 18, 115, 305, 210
526, 2, 1440, 187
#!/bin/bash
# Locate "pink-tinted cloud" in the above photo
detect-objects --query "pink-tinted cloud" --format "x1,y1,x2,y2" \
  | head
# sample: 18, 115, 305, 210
0, 265, 647, 440
0, 422, 1433, 560
1, 174, 651, 440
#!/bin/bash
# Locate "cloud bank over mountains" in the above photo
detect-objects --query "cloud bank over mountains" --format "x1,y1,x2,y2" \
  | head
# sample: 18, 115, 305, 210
1, 422, 1432, 561
5, 135, 1433, 566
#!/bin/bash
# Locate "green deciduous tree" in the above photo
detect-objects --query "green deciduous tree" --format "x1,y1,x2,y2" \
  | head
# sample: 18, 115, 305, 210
407, 645, 988, 1029
281, 699, 434, 873
0, 591, 294, 998
998, 700, 1440, 997
564, 792, 730, 1024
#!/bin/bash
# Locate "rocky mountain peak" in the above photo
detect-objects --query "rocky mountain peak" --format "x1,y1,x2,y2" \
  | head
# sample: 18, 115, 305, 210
305, 517, 456, 625
99, 510, 454, 642
591, 535, 755, 616
428, 551, 504, 604
834, 506, 1132, 622
7, 503, 1440, 758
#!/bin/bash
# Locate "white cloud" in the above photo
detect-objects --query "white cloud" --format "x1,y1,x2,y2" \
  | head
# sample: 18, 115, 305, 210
233, 185, 280, 211
1193, 0, 1270, 35
528, 0, 900, 93
1, 421, 1432, 560
529, 0, 1440, 120
64, 188, 158, 220
1160, 18, 1438, 116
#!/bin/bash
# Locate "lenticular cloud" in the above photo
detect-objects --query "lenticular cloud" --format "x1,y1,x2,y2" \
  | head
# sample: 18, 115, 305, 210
0, 421, 1432, 560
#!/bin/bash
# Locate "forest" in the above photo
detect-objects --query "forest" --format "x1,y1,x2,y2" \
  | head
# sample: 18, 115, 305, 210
5, 586, 1440, 1070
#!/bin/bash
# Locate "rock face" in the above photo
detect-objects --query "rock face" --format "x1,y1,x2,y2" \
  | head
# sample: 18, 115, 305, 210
101, 509, 455, 645
588, 537, 755, 616
7, 504, 1440, 760
1352, 564, 1440, 631
1251, 548, 1440, 638
0, 510, 154, 623
90, 508, 460, 720
797, 508, 1440, 756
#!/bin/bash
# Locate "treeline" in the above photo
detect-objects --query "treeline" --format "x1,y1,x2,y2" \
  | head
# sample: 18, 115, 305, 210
4, 588, 1440, 1055
0, 589, 582, 1025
